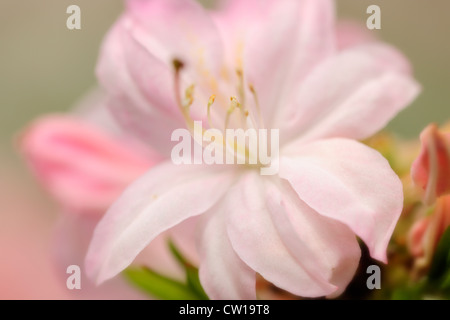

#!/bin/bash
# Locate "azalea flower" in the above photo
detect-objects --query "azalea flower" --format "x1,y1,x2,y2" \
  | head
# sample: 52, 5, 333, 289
86, 0, 420, 299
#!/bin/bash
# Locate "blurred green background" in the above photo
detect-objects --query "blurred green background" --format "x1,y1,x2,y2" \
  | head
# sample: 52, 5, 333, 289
0, 0, 449, 299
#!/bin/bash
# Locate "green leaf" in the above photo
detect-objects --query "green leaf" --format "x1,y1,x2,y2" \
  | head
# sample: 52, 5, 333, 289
391, 280, 427, 300
186, 266, 209, 300
168, 240, 209, 300
429, 227, 450, 281
124, 267, 202, 300
441, 271, 450, 290
168, 240, 191, 268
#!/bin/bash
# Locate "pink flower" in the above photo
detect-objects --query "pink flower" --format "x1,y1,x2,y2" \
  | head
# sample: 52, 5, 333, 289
409, 195, 450, 269
86, 0, 420, 299
411, 124, 450, 205
21, 114, 156, 213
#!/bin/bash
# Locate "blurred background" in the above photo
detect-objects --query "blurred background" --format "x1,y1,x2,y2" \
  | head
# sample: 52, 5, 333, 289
0, 0, 449, 299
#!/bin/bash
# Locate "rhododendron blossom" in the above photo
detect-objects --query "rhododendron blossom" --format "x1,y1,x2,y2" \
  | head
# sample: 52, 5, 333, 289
86, 0, 420, 299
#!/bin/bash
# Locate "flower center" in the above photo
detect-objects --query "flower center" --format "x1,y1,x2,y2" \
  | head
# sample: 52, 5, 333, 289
171, 58, 272, 168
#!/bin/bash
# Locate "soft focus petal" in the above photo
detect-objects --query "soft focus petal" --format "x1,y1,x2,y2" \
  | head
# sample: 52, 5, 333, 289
71, 87, 122, 135
411, 124, 450, 204
20, 115, 154, 213
199, 210, 256, 300
239, 0, 335, 126
279, 43, 420, 143
97, 0, 225, 154
96, 19, 185, 156
266, 181, 360, 297
280, 138, 404, 263
335, 21, 376, 50
53, 213, 146, 299
227, 172, 337, 297
126, 0, 223, 77
86, 163, 235, 284
408, 216, 430, 258
408, 195, 450, 269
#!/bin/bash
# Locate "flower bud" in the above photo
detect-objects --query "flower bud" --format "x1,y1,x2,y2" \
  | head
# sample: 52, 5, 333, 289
408, 195, 450, 270
411, 124, 450, 205
19, 115, 155, 213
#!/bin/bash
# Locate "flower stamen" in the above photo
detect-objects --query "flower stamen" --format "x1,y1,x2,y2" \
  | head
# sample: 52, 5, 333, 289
249, 83, 263, 128
236, 68, 246, 105
207, 95, 216, 128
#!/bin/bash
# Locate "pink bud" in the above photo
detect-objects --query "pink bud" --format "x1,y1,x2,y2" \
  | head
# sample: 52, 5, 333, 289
408, 195, 450, 269
411, 124, 450, 205
19, 115, 156, 214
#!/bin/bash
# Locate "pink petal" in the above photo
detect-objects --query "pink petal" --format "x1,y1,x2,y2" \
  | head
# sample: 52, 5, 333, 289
96, 20, 186, 157
20, 115, 154, 213
411, 124, 450, 204
126, 0, 223, 76
241, 0, 335, 126
280, 138, 404, 263
71, 87, 122, 135
199, 211, 256, 300
227, 172, 337, 297
279, 43, 420, 144
408, 217, 430, 258
335, 21, 376, 50
53, 213, 146, 299
266, 181, 360, 298
97, 0, 225, 155
85, 163, 235, 284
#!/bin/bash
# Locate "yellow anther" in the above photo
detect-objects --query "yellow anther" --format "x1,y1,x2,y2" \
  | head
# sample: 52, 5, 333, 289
225, 96, 240, 131
183, 84, 195, 109
208, 95, 216, 107
207, 94, 216, 128
236, 69, 246, 104
249, 83, 256, 94
230, 96, 241, 110
173, 59, 185, 71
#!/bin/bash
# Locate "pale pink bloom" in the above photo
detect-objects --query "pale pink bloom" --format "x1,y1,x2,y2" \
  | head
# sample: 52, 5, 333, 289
21, 115, 156, 213
20, 99, 196, 298
86, 0, 420, 299
411, 124, 450, 205
409, 195, 450, 269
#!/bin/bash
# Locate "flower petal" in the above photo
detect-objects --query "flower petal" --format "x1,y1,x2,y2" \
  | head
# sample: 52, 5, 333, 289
279, 43, 420, 143
266, 181, 360, 298
199, 210, 256, 300
126, 0, 224, 77
52, 213, 146, 299
280, 138, 404, 263
335, 21, 376, 50
96, 19, 186, 157
411, 124, 450, 204
85, 162, 235, 284
227, 172, 337, 297
20, 115, 154, 213
97, 0, 225, 155
240, 0, 335, 126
